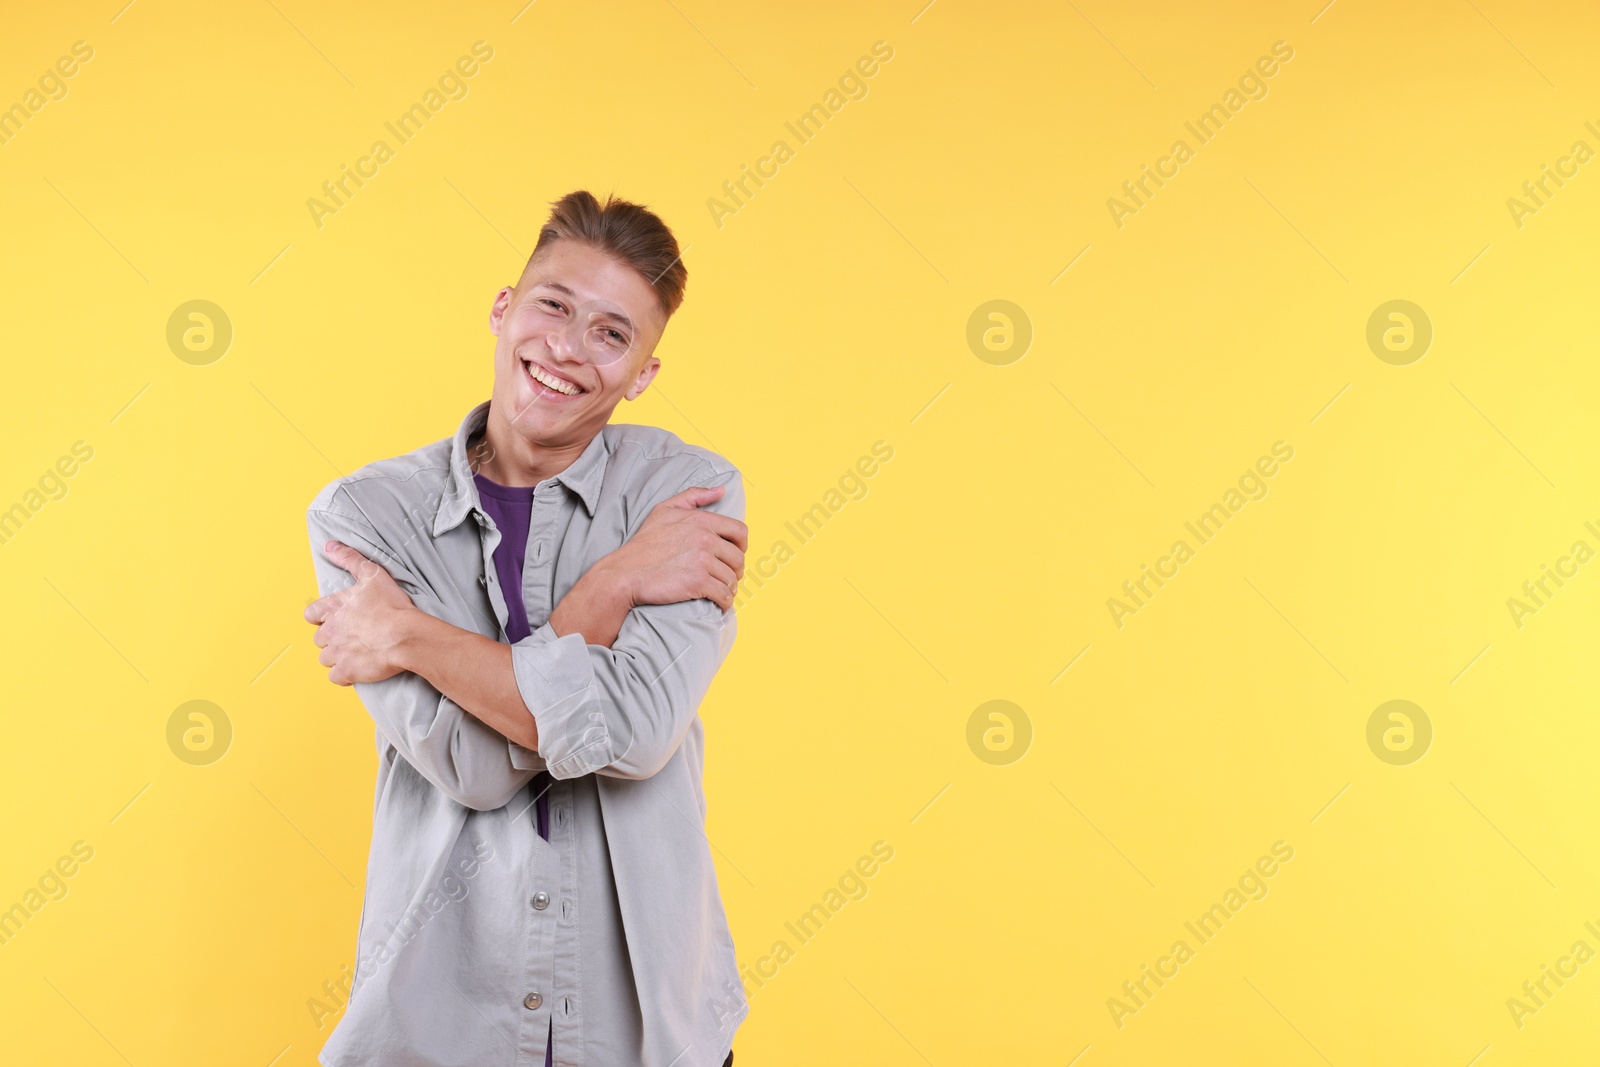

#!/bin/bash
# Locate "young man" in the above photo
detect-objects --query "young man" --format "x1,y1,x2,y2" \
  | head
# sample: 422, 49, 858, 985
302, 191, 748, 1067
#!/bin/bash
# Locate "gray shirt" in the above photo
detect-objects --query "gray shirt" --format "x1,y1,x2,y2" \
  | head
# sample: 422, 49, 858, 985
305, 400, 747, 1067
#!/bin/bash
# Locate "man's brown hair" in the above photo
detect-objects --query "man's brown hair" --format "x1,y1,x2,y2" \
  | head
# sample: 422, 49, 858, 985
528, 190, 688, 321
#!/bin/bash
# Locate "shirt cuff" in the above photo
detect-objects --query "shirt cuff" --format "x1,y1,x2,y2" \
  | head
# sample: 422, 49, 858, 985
509, 620, 614, 779
507, 738, 547, 772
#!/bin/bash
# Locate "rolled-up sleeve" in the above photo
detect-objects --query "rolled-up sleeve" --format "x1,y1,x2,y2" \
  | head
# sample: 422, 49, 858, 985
510, 464, 743, 781
307, 490, 539, 811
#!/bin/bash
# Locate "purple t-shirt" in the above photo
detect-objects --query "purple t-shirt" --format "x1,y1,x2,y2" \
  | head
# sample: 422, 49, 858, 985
472, 471, 553, 1065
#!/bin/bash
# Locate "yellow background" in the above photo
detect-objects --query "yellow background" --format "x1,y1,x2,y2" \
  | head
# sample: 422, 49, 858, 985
2, 0, 1597, 1063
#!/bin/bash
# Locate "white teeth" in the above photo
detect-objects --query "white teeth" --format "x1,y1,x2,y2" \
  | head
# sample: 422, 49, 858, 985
526, 362, 581, 396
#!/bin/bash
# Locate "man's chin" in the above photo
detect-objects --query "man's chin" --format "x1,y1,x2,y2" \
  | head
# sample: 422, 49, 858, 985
496, 390, 601, 444
505, 409, 564, 442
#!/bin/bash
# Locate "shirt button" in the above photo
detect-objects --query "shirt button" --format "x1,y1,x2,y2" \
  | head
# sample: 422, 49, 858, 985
531, 891, 550, 910
524, 992, 543, 1010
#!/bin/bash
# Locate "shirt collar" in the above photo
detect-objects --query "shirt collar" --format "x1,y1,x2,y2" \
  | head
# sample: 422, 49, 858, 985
432, 400, 609, 536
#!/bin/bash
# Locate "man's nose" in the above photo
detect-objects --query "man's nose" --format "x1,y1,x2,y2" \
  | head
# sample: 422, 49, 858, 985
547, 319, 614, 364
544, 321, 588, 362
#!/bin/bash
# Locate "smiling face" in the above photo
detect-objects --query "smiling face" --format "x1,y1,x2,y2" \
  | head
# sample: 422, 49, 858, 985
486, 238, 668, 455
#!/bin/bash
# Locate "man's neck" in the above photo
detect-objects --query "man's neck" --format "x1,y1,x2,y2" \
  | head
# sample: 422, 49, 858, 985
471, 401, 595, 487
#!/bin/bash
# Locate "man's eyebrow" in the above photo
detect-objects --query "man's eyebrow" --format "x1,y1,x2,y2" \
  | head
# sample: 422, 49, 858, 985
530, 281, 635, 333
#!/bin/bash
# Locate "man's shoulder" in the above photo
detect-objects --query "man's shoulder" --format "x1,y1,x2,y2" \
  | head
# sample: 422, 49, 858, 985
600, 422, 739, 488
599, 423, 743, 520
306, 432, 455, 521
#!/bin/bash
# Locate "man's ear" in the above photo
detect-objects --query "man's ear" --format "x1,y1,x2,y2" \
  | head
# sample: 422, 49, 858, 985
489, 286, 515, 336
623, 356, 661, 401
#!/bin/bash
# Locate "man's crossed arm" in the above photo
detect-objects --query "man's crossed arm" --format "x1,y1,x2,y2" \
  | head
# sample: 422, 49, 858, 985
303, 476, 747, 804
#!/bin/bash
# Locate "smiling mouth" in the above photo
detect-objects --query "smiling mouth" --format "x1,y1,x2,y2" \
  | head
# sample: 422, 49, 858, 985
521, 357, 586, 397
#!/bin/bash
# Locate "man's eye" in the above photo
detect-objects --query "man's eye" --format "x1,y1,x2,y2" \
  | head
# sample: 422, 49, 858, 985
538, 299, 564, 312
606, 329, 627, 345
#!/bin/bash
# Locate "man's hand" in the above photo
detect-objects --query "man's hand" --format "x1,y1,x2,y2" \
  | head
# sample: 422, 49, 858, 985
608, 484, 749, 610
611, 483, 748, 607
550, 484, 747, 648
305, 541, 421, 685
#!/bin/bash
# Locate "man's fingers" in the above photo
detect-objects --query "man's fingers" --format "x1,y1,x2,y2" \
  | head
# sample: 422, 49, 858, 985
324, 540, 386, 582
706, 557, 737, 590
305, 585, 357, 624
682, 510, 748, 551
701, 559, 738, 610
659, 484, 727, 511
702, 577, 732, 611
706, 534, 744, 579
304, 590, 344, 624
